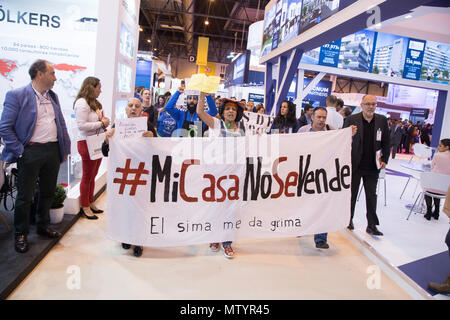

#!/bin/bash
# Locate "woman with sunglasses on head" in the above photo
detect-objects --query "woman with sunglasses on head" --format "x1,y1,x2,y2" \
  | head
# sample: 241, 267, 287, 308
196, 92, 246, 259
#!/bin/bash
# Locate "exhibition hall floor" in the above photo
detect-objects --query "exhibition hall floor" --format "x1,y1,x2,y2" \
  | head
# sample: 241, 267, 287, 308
6, 154, 449, 300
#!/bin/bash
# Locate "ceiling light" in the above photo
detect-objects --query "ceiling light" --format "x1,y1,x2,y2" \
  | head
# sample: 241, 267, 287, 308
204, 20, 209, 26
139, 27, 143, 32
404, 15, 413, 19
147, 39, 151, 43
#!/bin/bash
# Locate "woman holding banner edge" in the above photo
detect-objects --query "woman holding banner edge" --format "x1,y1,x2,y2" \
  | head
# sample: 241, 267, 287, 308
197, 91, 246, 259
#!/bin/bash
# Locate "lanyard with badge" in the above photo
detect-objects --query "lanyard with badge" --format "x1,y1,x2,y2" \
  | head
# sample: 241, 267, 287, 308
376, 128, 382, 141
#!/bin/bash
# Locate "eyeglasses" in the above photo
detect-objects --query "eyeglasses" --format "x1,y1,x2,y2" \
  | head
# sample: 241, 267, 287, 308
362, 103, 377, 107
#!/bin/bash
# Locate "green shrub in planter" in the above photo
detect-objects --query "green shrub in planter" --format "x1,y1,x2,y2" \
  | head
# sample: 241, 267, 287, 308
51, 185, 67, 209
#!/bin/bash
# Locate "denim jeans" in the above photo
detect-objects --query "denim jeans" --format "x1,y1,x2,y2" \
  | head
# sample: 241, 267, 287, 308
314, 233, 328, 243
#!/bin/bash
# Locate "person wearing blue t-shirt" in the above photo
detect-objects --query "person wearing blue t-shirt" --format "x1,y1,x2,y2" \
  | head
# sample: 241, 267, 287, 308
164, 86, 218, 137
157, 108, 177, 137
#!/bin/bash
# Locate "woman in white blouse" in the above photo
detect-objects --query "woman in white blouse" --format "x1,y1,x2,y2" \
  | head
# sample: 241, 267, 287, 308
74, 77, 110, 219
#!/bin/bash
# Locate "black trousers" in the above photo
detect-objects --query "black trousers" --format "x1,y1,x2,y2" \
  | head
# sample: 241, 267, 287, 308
424, 194, 440, 213
351, 169, 380, 226
390, 143, 399, 159
14, 142, 61, 235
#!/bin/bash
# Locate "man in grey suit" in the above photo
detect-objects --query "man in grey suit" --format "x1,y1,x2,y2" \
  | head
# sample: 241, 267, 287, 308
389, 119, 403, 159
343, 95, 390, 236
0, 59, 71, 253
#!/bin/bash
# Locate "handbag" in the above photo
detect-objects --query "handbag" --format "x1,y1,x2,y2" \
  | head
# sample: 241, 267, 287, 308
85, 131, 106, 160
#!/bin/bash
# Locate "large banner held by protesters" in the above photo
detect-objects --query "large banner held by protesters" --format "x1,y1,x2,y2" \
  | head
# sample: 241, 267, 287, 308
107, 128, 352, 247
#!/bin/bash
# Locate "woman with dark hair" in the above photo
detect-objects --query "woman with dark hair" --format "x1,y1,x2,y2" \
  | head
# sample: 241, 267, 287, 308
196, 92, 246, 259
270, 100, 300, 134
424, 139, 450, 220
420, 123, 431, 146
74, 77, 110, 219
154, 95, 166, 113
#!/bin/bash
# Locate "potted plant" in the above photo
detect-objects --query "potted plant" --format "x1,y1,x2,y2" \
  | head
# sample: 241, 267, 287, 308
49, 184, 67, 224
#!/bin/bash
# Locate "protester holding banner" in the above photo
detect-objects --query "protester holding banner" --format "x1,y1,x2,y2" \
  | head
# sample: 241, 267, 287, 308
270, 100, 300, 134
164, 86, 218, 137
74, 77, 110, 220
257, 107, 266, 114
197, 92, 247, 258
102, 97, 155, 257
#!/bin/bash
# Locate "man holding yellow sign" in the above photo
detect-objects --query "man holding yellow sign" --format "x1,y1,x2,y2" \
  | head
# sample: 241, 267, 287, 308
164, 74, 220, 137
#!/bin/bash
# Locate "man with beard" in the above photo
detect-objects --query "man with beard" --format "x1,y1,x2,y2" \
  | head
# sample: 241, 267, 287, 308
165, 86, 218, 137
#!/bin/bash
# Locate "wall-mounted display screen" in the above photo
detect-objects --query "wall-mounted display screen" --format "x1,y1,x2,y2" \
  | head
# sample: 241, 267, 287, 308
117, 62, 132, 92
224, 51, 250, 88
120, 23, 135, 60
298, 0, 340, 34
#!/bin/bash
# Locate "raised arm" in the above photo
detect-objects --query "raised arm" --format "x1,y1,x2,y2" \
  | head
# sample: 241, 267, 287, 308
197, 92, 216, 129
206, 95, 218, 117
164, 89, 183, 121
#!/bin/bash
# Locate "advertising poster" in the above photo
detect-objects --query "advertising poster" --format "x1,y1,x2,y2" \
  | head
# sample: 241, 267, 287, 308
271, 1, 283, 50
371, 32, 409, 78
278, 0, 302, 48
420, 40, 450, 84
300, 47, 320, 65
303, 78, 332, 107
135, 60, 152, 88
233, 54, 247, 84
248, 93, 264, 105
260, 2, 277, 57
298, 0, 340, 34
119, 23, 135, 60
0, 0, 99, 121
318, 39, 341, 67
402, 38, 426, 81
338, 30, 376, 72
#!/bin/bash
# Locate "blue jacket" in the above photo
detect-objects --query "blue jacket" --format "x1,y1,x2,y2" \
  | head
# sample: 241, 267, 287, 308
164, 91, 218, 137
0, 83, 71, 163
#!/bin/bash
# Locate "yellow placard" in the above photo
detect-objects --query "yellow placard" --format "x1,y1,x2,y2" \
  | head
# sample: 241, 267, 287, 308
196, 37, 209, 66
186, 73, 220, 93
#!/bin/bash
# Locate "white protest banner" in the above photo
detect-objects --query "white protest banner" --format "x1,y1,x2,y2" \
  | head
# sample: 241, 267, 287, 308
114, 117, 147, 139
107, 128, 352, 247
242, 111, 274, 134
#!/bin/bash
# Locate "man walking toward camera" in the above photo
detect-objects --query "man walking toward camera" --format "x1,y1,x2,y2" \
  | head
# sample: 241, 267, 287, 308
0, 59, 71, 253
343, 95, 390, 236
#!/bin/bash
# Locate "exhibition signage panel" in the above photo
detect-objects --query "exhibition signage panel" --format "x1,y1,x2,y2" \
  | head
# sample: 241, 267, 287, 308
260, 0, 450, 85
248, 93, 265, 105
196, 37, 209, 66
0, 0, 99, 121
318, 39, 341, 68
303, 78, 332, 106
402, 39, 426, 81
107, 128, 352, 247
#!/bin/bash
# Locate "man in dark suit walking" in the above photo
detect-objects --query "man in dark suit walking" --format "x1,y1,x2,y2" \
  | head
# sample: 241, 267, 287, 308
0, 59, 71, 253
389, 119, 403, 159
343, 95, 390, 236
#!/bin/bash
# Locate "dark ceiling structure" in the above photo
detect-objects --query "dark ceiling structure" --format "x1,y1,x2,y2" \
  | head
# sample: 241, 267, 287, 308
138, 0, 270, 63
